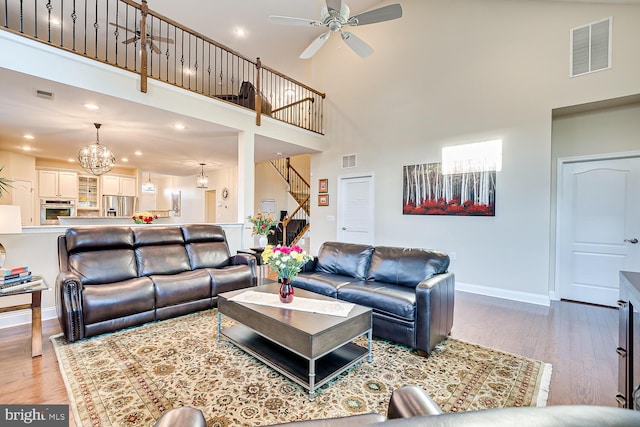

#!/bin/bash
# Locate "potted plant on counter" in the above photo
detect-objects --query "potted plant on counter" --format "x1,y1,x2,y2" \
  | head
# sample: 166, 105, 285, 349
0, 166, 13, 198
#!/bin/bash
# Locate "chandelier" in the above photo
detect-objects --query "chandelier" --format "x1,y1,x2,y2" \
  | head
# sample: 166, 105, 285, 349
196, 163, 208, 188
78, 123, 115, 176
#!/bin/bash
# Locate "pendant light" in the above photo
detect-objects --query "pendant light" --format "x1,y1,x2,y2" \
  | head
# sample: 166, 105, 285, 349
78, 123, 115, 176
141, 172, 155, 193
196, 163, 208, 188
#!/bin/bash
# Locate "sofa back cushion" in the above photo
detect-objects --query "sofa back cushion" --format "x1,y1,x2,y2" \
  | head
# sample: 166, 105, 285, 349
134, 227, 191, 276
64, 227, 137, 285
315, 242, 374, 280
368, 246, 450, 287
182, 224, 231, 269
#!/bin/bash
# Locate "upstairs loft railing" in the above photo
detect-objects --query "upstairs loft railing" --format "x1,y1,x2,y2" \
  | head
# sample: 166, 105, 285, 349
1, 0, 325, 134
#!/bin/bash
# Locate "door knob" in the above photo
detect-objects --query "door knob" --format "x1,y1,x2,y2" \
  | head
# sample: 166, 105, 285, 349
624, 238, 639, 244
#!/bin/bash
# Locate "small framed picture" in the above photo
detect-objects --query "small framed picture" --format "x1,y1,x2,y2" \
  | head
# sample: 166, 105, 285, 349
318, 179, 328, 193
318, 194, 329, 206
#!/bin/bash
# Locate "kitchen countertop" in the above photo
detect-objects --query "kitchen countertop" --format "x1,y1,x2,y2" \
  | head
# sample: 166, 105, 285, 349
59, 216, 172, 226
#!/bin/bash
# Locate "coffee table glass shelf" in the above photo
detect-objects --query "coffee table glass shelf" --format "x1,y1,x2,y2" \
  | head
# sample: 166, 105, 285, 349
217, 283, 372, 400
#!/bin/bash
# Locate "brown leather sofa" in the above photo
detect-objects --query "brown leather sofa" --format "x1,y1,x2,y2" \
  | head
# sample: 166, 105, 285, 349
154, 385, 640, 426
56, 224, 256, 342
291, 242, 455, 355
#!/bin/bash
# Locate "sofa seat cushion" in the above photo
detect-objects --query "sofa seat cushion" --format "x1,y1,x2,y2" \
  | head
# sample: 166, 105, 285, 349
207, 265, 253, 295
82, 277, 155, 324
291, 273, 356, 297
338, 281, 416, 322
151, 270, 212, 308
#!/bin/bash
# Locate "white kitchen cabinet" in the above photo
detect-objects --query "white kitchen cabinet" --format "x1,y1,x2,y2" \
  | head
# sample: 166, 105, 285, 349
102, 175, 136, 196
39, 170, 77, 198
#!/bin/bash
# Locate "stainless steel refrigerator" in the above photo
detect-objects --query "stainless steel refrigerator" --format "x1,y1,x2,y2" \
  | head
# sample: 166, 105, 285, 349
102, 195, 137, 217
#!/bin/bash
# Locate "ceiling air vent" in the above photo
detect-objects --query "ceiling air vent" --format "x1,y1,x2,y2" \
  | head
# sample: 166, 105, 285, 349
36, 89, 54, 100
342, 154, 356, 169
570, 17, 611, 77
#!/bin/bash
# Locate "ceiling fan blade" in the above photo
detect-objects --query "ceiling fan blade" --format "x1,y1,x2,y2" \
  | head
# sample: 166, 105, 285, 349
268, 15, 322, 27
149, 35, 175, 44
149, 41, 161, 54
299, 31, 331, 59
326, 0, 343, 15
122, 36, 138, 45
109, 22, 135, 33
340, 31, 373, 58
348, 4, 403, 26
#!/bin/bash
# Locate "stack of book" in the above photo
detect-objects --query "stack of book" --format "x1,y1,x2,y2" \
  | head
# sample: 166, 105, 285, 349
0, 266, 34, 292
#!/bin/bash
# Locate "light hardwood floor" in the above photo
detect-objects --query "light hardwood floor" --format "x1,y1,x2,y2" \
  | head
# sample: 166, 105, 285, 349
0, 290, 620, 425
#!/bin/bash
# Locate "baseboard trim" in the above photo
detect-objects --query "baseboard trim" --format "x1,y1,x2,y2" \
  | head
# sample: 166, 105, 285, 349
0, 307, 57, 330
456, 282, 551, 307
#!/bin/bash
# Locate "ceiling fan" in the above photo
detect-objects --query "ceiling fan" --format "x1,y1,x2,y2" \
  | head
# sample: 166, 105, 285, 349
109, 22, 174, 54
269, 0, 402, 59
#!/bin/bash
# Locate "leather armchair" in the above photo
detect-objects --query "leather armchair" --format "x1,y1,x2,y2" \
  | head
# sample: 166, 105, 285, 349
153, 386, 640, 426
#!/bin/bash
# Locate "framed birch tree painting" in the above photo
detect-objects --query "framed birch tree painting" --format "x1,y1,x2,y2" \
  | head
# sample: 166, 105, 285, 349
402, 162, 496, 216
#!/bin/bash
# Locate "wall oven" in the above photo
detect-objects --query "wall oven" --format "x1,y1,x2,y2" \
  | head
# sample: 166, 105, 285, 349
40, 199, 76, 225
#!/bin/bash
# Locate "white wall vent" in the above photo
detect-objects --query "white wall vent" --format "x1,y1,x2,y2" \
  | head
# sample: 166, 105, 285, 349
570, 17, 612, 77
36, 89, 54, 100
342, 154, 357, 169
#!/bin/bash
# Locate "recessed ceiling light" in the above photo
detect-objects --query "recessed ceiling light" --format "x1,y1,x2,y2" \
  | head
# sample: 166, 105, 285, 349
50, 18, 61, 26
83, 103, 100, 110
67, 158, 75, 163
121, 157, 129, 162
183, 69, 193, 75
134, 151, 142, 156
234, 27, 246, 37
22, 146, 32, 151
276, 152, 283, 156
173, 124, 186, 130
23, 134, 34, 140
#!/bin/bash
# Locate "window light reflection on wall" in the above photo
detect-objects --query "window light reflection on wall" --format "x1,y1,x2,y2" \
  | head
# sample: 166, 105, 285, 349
442, 139, 502, 175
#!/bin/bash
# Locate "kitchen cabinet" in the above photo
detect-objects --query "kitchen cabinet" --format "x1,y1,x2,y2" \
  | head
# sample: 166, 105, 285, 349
39, 170, 77, 198
102, 175, 136, 196
78, 175, 99, 210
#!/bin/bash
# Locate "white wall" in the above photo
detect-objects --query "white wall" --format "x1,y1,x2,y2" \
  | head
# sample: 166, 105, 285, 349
307, 0, 640, 304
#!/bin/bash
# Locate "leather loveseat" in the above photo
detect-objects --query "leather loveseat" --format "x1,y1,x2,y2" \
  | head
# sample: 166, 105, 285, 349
291, 242, 454, 355
56, 224, 256, 343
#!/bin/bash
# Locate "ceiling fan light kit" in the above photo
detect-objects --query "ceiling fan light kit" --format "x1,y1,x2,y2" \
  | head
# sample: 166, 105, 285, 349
78, 123, 116, 176
269, 0, 402, 59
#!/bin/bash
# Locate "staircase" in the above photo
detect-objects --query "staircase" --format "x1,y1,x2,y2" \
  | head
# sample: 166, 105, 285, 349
270, 158, 310, 246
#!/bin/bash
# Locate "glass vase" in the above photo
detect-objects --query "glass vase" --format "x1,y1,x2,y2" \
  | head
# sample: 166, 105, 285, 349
279, 278, 294, 303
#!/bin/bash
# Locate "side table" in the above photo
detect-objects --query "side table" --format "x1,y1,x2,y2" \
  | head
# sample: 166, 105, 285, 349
0, 276, 48, 357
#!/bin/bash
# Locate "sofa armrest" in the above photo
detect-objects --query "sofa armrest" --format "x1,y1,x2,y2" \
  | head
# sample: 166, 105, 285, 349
154, 407, 206, 427
55, 271, 85, 343
414, 272, 455, 354
232, 253, 256, 267
300, 257, 318, 273
231, 253, 258, 285
387, 385, 443, 419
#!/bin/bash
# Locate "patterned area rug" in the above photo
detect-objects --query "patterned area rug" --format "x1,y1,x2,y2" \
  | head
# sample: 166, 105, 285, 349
51, 309, 552, 427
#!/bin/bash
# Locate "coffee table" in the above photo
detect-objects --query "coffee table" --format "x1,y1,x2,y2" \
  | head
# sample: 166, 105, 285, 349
217, 283, 372, 400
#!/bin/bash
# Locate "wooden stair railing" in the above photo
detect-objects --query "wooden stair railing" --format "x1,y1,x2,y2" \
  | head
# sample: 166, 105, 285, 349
270, 157, 310, 245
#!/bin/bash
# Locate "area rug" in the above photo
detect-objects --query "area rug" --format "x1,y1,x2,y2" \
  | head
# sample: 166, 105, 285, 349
51, 309, 552, 427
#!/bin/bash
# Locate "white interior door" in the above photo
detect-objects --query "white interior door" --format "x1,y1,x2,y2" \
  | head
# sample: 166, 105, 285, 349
337, 174, 374, 244
558, 157, 640, 307
11, 178, 34, 226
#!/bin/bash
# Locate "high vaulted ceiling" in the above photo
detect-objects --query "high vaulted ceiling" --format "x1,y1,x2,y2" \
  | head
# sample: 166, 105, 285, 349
0, 0, 638, 176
